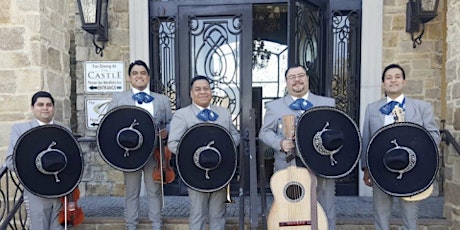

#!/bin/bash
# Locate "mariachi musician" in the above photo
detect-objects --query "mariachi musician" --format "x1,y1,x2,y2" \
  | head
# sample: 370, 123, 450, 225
5, 91, 84, 230
361, 64, 441, 230
103, 60, 172, 230
259, 65, 362, 230
167, 75, 240, 230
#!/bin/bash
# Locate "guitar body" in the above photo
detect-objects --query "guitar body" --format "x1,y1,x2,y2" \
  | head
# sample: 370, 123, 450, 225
268, 166, 328, 230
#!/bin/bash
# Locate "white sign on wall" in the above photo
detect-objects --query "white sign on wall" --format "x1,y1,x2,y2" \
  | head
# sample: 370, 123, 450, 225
85, 98, 111, 129
84, 61, 125, 93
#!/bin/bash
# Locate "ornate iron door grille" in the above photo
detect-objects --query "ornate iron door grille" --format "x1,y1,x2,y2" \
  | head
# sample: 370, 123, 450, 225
150, 0, 362, 196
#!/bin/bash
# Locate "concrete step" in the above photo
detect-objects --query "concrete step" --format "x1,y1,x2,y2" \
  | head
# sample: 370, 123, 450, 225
71, 216, 452, 230
68, 196, 450, 229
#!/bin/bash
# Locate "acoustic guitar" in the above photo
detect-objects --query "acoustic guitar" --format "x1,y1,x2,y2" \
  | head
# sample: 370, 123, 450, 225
267, 114, 328, 230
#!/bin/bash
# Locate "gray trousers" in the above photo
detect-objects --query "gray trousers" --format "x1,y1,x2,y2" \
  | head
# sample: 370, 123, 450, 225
188, 187, 226, 230
124, 157, 162, 230
317, 177, 336, 230
373, 186, 417, 230
24, 190, 63, 230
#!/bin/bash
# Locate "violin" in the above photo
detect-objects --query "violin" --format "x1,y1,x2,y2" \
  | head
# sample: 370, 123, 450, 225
152, 124, 175, 184
153, 144, 175, 184
58, 188, 84, 227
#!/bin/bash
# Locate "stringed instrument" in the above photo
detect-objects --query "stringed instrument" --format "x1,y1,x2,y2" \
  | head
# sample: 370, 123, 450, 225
58, 188, 84, 227
152, 144, 175, 184
392, 104, 434, 201
267, 114, 328, 230
152, 120, 175, 184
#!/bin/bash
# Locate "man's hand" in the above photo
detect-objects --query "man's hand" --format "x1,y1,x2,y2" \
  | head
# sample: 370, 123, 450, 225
280, 139, 295, 153
159, 128, 168, 140
363, 167, 373, 187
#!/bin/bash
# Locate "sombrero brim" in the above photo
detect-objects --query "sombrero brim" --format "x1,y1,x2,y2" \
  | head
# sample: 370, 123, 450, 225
97, 105, 157, 172
367, 122, 439, 197
13, 125, 83, 198
296, 106, 362, 178
176, 123, 237, 192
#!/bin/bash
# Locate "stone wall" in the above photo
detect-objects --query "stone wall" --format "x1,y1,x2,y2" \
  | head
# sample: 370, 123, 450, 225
383, 0, 459, 228
74, 0, 130, 197
0, 1, 459, 228
0, 0, 72, 161
382, 0, 445, 191
444, 0, 460, 229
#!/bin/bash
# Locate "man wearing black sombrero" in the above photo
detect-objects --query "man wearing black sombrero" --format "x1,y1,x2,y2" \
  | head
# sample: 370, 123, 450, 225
5, 91, 70, 230
259, 65, 338, 230
361, 64, 441, 230
168, 75, 240, 230
106, 60, 173, 230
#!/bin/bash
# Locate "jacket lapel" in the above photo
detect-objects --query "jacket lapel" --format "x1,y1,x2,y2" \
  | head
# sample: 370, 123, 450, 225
402, 98, 414, 122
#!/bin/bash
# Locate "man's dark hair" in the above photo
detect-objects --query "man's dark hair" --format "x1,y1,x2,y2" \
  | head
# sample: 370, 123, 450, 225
31, 91, 54, 106
284, 65, 308, 78
190, 75, 211, 89
128, 60, 150, 75
382, 63, 406, 82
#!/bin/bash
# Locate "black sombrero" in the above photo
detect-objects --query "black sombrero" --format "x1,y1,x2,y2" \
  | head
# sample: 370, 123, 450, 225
176, 123, 237, 192
367, 122, 439, 197
13, 125, 83, 198
97, 105, 157, 172
296, 106, 362, 178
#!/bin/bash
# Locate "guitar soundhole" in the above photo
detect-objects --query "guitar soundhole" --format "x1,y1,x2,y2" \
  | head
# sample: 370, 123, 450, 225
284, 182, 304, 202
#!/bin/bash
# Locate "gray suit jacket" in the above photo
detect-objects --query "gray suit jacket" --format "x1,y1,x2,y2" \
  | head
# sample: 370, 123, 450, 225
167, 104, 240, 154
360, 97, 441, 169
5, 120, 66, 171
258, 93, 335, 171
107, 90, 173, 131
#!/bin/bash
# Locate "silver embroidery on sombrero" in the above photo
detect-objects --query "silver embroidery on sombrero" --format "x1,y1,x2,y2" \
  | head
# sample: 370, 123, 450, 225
313, 122, 343, 166
35, 141, 67, 183
193, 141, 222, 179
116, 119, 143, 157
384, 139, 417, 179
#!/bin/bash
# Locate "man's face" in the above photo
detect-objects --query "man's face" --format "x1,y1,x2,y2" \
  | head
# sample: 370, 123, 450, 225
190, 79, 212, 108
128, 65, 150, 91
285, 66, 309, 98
31, 97, 55, 123
382, 67, 406, 98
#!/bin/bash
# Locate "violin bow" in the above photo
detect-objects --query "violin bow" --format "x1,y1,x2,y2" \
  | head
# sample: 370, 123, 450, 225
64, 196, 68, 230
157, 119, 165, 209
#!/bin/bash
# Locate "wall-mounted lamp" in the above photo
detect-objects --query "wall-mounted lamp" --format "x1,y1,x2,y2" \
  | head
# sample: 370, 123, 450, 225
76, 0, 109, 57
406, 0, 439, 48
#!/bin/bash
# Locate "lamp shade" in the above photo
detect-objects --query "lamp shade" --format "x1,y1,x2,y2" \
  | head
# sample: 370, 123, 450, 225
77, 0, 105, 36
415, 0, 439, 23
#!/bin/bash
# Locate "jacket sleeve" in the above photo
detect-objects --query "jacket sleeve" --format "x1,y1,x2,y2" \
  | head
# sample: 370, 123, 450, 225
258, 102, 283, 152
167, 110, 188, 154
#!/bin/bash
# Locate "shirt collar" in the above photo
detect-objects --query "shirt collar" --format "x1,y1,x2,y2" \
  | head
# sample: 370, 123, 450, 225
386, 94, 405, 104
291, 92, 310, 101
37, 119, 54, 126
193, 103, 211, 111
131, 87, 150, 95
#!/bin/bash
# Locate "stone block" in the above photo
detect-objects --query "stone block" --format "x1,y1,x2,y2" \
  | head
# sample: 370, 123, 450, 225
454, 109, 460, 130
0, 52, 31, 68
0, 70, 16, 93
0, 27, 25, 50
47, 47, 63, 72
0, 0, 11, 23
16, 69, 43, 92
